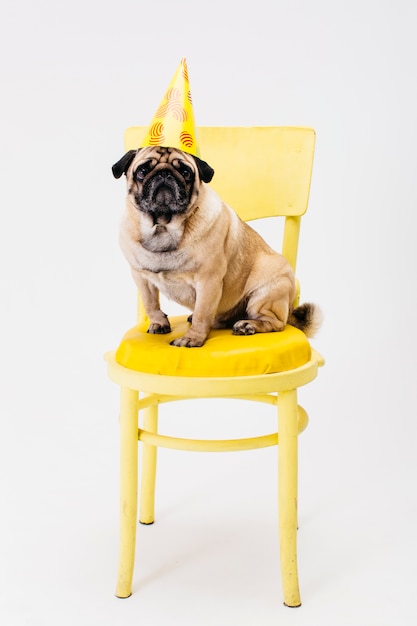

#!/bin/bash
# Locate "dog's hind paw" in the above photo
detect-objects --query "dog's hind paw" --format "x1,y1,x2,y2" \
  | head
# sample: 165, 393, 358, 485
232, 320, 256, 335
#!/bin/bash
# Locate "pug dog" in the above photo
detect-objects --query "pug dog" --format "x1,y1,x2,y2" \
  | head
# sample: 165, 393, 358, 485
112, 146, 321, 348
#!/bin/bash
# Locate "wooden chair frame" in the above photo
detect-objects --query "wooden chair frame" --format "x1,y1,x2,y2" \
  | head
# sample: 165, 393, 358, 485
106, 126, 324, 607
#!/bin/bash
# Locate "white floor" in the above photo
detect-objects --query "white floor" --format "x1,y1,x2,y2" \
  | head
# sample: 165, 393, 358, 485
2, 377, 416, 626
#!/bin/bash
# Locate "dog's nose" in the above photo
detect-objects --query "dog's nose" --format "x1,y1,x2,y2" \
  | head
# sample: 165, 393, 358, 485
157, 170, 173, 181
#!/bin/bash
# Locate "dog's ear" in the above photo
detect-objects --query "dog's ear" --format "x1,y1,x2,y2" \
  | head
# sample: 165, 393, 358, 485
193, 156, 215, 183
112, 150, 138, 179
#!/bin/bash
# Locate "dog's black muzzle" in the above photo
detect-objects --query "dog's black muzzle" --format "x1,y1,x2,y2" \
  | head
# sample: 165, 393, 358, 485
150, 171, 181, 203
138, 169, 190, 222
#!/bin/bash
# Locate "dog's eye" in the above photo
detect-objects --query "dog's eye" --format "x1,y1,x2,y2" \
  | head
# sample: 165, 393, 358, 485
134, 163, 151, 181
180, 166, 192, 181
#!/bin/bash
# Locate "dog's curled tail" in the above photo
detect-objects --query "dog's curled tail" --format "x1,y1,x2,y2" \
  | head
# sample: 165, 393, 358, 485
288, 303, 323, 338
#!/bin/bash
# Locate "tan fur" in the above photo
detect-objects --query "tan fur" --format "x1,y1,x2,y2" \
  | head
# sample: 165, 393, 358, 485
115, 146, 320, 347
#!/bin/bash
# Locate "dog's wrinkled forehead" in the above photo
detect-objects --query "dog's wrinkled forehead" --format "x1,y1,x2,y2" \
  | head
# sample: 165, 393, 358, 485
130, 147, 195, 173
112, 146, 214, 183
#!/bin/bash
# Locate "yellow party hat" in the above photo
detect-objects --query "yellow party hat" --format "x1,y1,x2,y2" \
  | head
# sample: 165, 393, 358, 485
141, 58, 200, 157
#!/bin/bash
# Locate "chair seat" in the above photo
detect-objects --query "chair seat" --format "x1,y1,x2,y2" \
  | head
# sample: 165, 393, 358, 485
115, 315, 312, 377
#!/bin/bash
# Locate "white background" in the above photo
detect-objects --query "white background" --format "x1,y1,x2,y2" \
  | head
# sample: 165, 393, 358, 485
1, 0, 417, 624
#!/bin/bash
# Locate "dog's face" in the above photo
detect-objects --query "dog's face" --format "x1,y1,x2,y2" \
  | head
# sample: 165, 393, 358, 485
112, 147, 215, 225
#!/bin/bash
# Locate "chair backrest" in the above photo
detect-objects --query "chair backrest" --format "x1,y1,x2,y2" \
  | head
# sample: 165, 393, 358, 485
124, 126, 315, 273
123, 126, 315, 323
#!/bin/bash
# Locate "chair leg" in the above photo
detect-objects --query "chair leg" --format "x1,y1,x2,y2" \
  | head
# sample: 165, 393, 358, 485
115, 386, 139, 599
140, 403, 158, 524
277, 389, 301, 607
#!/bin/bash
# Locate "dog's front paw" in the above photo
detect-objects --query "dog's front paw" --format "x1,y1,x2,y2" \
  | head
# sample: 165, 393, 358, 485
148, 322, 171, 335
232, 320, 256, 336
170, 335, 204, 348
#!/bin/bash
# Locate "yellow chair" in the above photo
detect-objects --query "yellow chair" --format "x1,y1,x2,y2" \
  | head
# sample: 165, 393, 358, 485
105, 126, 324, 607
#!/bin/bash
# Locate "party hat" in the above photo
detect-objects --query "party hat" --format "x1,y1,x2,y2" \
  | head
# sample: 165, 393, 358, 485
141, 58, 200, 157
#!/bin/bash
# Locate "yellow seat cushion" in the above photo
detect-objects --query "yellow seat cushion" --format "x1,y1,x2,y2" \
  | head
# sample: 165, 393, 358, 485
115, 315, 312, 377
